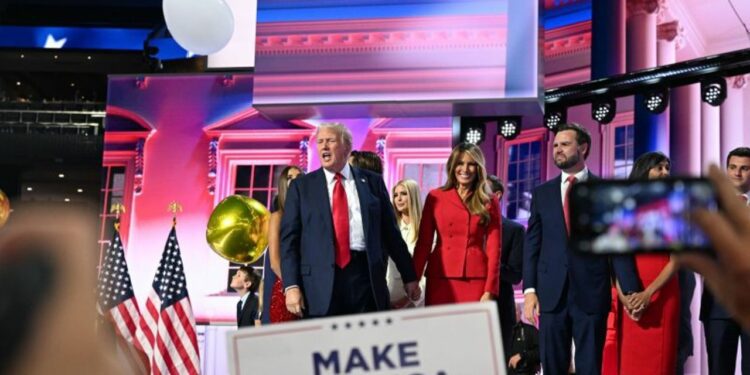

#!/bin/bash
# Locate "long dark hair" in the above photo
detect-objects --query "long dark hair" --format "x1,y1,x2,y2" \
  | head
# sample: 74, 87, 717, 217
629, 152, 670, 180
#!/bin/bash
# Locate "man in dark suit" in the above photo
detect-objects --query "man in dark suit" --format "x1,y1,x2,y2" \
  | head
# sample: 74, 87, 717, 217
231, 266, 260, 328
699, 146, 750, 374
281, 123, 420, 318
487, 175, 525, 360
522, 123, 641, 375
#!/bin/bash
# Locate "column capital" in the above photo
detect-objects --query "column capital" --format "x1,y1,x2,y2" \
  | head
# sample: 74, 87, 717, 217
628, 0, 662, 17
657, 20, 685, 49
731, 75, 748, 90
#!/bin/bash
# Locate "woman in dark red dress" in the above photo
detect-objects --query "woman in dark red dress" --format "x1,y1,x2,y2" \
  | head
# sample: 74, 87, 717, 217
267, 165, 303, 323
412, 142, 502, 305
618, 152, 680, 375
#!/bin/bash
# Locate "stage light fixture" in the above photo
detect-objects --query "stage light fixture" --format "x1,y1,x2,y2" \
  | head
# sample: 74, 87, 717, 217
544, 108, 567, 132
460, 121, 485, 145
591, 97, 616, 124
701, 77, 727, 106
498, 117, 522, 140
465, 127, 483, 144
642, 86, 669, 114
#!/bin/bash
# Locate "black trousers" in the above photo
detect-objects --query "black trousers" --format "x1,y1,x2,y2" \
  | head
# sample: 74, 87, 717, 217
704, 319, 750, 375
539, 281, 607, 375
326, 251, 376, 316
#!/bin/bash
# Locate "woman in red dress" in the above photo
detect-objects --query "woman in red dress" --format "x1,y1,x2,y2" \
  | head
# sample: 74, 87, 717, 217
618, 152, 680, 375
412, 142, 502, 305
267, 165, 303, 323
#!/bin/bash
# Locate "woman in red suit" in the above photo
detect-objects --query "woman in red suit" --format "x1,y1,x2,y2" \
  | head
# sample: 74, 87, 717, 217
412, 142, 502, 305
618, 151, 680, 375
267, 165, 303, 323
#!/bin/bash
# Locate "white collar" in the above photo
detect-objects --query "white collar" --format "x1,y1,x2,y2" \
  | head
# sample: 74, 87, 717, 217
561, 166, 589, 184
323, 163, 352, 184
239, 292, 250, 306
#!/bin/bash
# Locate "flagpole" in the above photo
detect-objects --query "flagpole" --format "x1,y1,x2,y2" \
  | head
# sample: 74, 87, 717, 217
98, 203, 126, 276
168, 201, 182, 227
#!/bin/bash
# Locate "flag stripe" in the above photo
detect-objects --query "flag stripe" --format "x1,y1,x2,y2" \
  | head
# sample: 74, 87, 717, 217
97, 229, 151, 373
152, 332, 175, 375
174, 300, 200, 358
143, 226, 200, 374
160, 308, 199, 375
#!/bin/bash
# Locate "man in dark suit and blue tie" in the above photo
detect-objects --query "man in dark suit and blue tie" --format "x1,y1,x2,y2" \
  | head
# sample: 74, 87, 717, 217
281, 123, 420, 318
699, 146, 750, 375
522, 123, 641, 375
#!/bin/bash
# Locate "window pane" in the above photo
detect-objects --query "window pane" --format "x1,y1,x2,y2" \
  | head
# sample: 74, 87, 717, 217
531, 141, 541, 154
253, 165, 271, 189
520, 143, 529, 159
422, 164, 441, 192
403, 164, 419, 181
236, 166, 251, 188
252, 191, 269, 208
509, 145, 519, 162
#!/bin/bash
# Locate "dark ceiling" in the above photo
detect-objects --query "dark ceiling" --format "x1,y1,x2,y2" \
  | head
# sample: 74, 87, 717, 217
1, 0, 164, 28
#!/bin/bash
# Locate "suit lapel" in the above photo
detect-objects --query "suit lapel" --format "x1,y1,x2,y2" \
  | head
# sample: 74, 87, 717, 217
311, 169, 334, 239
546, 175, 567, 238
351, 167, 371, 244
448, 188, 468, 211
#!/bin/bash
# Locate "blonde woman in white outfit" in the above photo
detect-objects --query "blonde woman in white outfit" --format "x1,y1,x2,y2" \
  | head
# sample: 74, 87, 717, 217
387, 179, 427, 308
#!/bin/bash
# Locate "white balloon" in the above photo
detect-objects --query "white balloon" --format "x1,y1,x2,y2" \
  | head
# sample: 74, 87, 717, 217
163, 0, 235, 55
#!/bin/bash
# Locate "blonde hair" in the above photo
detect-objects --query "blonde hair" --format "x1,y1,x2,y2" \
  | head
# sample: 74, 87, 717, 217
391, 179, 422, 243
276, 165, 303, 212
316, 122, 353, 151
442, 143, 491, 225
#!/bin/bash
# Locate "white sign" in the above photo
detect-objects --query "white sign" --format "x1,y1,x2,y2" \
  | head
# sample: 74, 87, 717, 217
227, 302, 505, 375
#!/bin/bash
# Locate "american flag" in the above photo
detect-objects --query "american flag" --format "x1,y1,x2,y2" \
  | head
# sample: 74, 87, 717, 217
140, 226, 200, 375
97, 226, 151, 371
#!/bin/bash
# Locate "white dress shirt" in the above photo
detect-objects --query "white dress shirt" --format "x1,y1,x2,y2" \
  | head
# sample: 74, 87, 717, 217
239, 292, 250, 311
322, 164, 366, 251
524, 167, 589, 296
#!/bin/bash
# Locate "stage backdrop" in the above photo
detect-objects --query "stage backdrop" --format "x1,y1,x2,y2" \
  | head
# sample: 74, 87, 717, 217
102, 73, 453, 330
253, 0, 543, 119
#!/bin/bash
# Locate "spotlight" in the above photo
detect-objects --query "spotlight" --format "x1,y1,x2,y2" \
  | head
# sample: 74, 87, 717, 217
643, 86, 669, 114
465, 128, 483, 144
498, 117, 521, 140
544, 108, 567, 132
460, 120, 485, 145
591, 97, 616, 124
701, 77, 727, 106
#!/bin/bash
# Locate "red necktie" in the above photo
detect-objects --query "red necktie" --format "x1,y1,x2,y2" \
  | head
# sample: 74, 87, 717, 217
563, 175, 577, 236
332, 173, 351, 268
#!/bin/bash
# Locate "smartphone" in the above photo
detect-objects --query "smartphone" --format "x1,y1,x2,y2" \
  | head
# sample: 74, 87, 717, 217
569, 177, 718, 254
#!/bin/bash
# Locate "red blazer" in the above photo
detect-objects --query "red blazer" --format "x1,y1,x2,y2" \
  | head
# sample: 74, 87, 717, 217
412, 187, 502, 296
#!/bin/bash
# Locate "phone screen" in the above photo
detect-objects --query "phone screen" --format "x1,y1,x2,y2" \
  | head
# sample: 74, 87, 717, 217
569, 178, 718, 254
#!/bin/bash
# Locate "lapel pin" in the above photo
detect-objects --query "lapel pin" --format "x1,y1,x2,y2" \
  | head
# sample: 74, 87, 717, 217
360, 178, 366, 182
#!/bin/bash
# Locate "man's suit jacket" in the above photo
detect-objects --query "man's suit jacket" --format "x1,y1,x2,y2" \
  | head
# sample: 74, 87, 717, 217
281, 166, 417, 317
500, 217, 524, 302
522, 174, 640, 314
237, 294, 258, 328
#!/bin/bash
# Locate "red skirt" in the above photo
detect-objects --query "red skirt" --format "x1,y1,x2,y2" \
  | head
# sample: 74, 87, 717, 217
619, 254, 680, 375
425, 276, 486, 306
269, 279, 299, 324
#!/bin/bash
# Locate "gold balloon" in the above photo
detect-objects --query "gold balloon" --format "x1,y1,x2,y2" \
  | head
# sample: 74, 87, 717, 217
0, 189, 10, 229
206, 195, 270, 264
